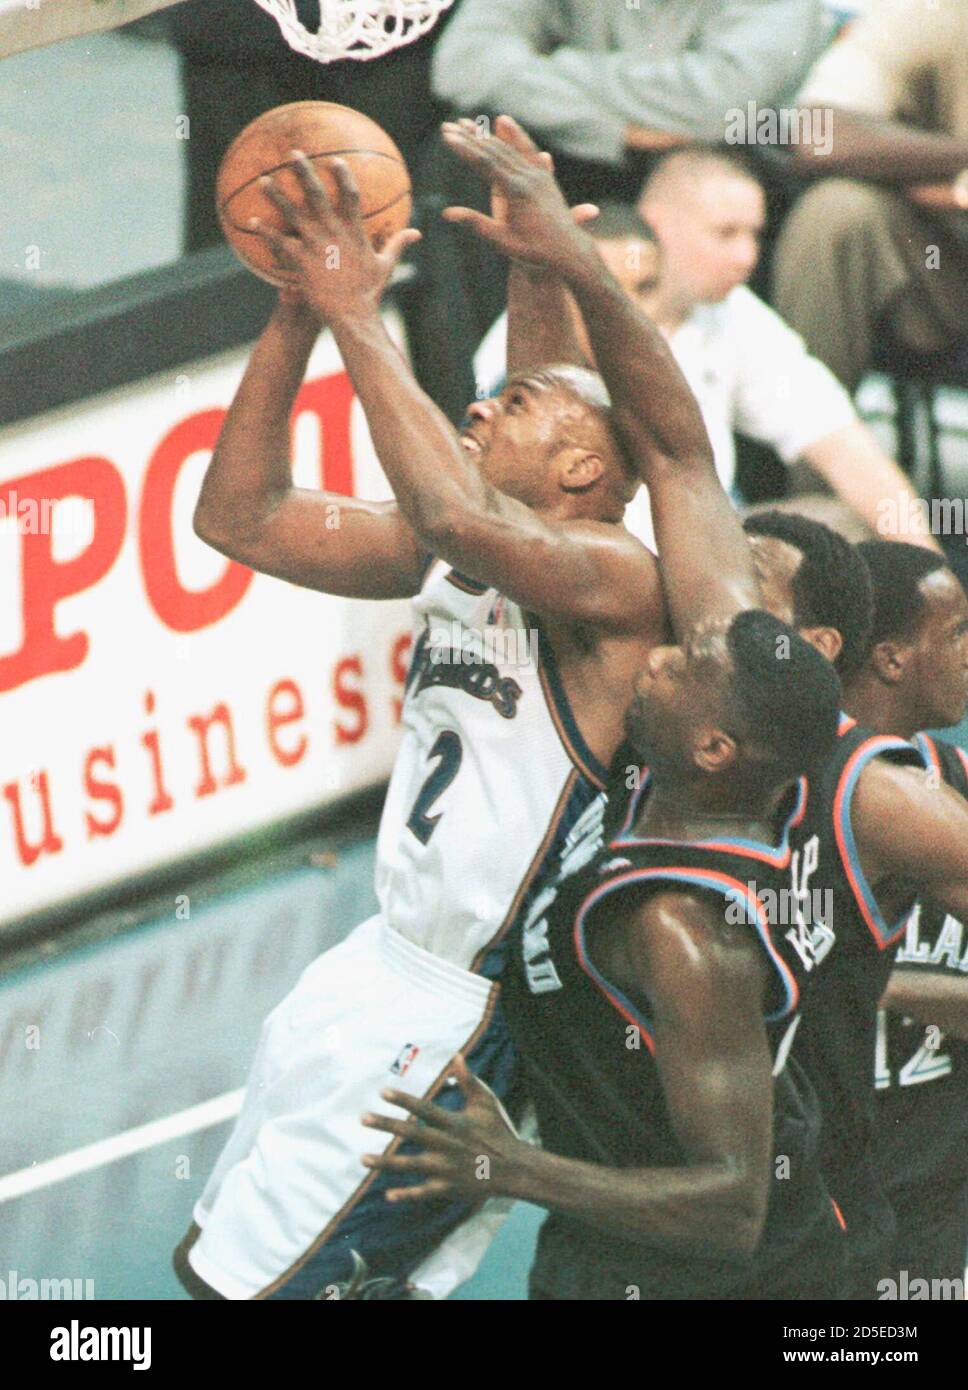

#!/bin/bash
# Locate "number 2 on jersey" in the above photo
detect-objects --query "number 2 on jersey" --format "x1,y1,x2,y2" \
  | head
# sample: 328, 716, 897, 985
406, 731, 463, 845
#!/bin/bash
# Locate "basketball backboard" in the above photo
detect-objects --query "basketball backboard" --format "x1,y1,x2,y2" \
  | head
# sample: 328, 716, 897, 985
0, 0, 181, 58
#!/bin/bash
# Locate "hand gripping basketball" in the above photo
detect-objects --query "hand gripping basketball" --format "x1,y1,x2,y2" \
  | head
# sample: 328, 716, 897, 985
250, 153, 421, 318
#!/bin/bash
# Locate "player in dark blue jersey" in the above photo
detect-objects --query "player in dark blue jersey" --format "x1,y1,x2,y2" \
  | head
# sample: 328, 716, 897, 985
847, 541, 968, 1294
362, 607, 848, 1299
720, 517, 968, 1299
712, 520, 968, 1299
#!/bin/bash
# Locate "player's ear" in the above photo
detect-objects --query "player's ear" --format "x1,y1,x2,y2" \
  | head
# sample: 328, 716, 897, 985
557, 447, 605, 494
868, 638, 911, 686
798, 624, 842, 669
693, 725, 738, 774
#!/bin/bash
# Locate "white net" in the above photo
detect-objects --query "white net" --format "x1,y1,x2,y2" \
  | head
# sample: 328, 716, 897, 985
253, 0, 454, 63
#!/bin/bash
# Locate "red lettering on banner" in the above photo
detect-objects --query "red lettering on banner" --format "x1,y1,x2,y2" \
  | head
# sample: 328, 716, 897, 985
140, 409, 254, 633
188, 703, 247, 797
3, 634, 401, 892
0, 458, 126, 693
390, 631, 412, 725
141, 690, 174, 816
266, 678, 308, 767
84, 746, 124, 838
294, 371, 356, 494
3, 769, 64, 866
333, 654, 368, 744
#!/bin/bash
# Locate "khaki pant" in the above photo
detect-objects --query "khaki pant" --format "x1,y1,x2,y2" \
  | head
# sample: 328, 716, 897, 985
772, 178, 968, 392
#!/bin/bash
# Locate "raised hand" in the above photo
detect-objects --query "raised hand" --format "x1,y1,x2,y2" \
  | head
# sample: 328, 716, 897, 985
251, 152, 421, 320
441, 116, 599, 272
486, 115, 599, 251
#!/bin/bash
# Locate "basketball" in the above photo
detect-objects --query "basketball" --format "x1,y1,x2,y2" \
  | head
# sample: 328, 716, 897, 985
215, 101, 413, 286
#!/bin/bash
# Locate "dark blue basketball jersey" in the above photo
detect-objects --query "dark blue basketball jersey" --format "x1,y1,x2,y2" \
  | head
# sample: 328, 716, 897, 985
876, 734, 968, 1193
789, 716, 928, 1258
502, 770, 845, 1300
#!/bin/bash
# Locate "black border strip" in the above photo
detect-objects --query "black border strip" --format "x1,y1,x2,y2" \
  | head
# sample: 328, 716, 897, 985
0, 246, 281, 427
0, 246, 412, 427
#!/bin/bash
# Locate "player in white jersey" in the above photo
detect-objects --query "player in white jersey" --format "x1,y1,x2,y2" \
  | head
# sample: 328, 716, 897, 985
173, 117, 761, 1299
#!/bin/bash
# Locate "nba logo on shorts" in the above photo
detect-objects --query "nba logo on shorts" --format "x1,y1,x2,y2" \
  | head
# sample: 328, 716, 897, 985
390, 1043, 420, 1077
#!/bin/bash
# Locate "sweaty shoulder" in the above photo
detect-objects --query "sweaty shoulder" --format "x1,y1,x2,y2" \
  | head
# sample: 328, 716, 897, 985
625, 887, 767, 997
559, 515, 660, 574
556, 516, 666, 641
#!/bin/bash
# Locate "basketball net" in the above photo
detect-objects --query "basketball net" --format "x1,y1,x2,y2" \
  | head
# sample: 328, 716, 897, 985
252, 0, 454, 63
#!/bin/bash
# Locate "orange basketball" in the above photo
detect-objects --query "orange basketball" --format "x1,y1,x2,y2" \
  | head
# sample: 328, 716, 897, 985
216, 101, 412, 286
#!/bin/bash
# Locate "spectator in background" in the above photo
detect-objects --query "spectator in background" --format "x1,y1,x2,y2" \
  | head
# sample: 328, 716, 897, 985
476, 151, 936, 551
432, 0, 827, 182
773, 0, 968, 391
416, 0, 829, 420
163, 0, 457, 251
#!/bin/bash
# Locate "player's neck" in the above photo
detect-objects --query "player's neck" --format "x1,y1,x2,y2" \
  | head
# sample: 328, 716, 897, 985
843, 675, 919, 742
634, 774, 787, 844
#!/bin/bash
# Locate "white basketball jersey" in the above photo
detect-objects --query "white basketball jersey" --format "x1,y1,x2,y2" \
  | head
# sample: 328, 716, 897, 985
374, 560, 607, 977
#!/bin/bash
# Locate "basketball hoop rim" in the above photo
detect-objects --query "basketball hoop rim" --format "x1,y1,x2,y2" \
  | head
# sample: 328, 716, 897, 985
251, 0, 455, 65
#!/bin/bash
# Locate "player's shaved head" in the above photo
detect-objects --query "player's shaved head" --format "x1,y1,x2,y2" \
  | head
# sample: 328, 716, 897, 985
542, 364, 611, 413
626, 610, 842, 792
544, 366, 640, 504
637, 148, 765, 305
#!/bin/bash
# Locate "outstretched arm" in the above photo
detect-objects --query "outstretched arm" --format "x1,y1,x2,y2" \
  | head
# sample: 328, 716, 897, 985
442, 120, 759, 636
882, 971, 968, 1044
792, 108, 968, 185
802, 423, 942, 554
251, 153, 664, 636
197, 167, 428, 605
506, 261, 588, 377
497, 118, 592, 377
361, 891, 774, 1260
853, 760, 968, 926
193, 295, 428, 599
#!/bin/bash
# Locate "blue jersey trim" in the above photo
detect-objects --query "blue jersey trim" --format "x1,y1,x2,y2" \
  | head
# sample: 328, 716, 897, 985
530, 613, 609, 790
614, 771, 807, 869
834, 735, 928, 950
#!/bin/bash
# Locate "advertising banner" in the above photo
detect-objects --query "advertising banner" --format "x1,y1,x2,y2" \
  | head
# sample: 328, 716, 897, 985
0, 313, 411, 927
